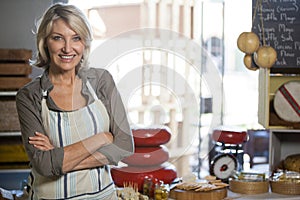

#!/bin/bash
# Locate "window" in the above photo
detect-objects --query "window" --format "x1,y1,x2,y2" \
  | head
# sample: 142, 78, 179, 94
70, 0, 259, 177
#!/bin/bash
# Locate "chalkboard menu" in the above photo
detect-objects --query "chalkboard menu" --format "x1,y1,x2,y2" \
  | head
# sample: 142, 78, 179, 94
252, 0, 300, 74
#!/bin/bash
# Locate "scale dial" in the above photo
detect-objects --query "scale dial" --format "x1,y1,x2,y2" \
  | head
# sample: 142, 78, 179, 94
210, 154, 237, 180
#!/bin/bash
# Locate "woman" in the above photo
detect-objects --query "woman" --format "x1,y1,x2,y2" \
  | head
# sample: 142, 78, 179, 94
16, 3, 134, 199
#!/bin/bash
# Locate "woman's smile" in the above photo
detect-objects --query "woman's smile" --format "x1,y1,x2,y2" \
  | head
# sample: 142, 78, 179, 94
59, 54, 76, 62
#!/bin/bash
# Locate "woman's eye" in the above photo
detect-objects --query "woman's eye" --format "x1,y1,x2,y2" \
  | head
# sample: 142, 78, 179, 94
51, 35, 62, 41
73, 36, 81, 41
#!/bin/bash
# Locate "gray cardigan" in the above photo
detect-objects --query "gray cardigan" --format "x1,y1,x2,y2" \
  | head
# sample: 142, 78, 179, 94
16, 67, 134, 177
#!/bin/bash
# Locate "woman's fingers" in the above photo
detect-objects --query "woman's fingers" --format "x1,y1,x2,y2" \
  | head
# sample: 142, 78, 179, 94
29, 132, 54, 151
29, 132, 46, 141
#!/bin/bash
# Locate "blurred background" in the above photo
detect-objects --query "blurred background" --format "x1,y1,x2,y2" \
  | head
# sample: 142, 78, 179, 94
0, 0, 261, 189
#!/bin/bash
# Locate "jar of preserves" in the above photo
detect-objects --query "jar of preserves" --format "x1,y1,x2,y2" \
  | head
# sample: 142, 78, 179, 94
154, 181, 169, 200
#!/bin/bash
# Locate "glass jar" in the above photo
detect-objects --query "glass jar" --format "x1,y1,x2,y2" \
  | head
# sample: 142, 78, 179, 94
143, 176, 153, 197
154, 181, 169, 200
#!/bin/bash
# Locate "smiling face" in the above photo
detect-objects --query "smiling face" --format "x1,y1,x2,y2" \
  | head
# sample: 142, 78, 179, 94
46, 19, 85, 73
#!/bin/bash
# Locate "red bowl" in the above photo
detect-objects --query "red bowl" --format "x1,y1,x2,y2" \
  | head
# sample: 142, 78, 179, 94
122, 145, 169, 166
111, 162, 177, 191
132, 126, 172, 147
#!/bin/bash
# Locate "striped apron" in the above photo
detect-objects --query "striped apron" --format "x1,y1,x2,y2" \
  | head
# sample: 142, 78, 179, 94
28, 81, 117, 200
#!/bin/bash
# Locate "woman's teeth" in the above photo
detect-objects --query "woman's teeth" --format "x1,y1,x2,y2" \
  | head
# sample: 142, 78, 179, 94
61, 55, 73, 59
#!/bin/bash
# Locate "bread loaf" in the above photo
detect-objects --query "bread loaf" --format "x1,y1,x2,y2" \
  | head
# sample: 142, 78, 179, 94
284, 154, 300, 172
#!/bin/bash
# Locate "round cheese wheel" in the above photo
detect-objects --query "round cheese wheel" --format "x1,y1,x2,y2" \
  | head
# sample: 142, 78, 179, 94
274, 81, 300, 123
212, 127, 248, 144
111, 162, 177, 191
122, 145, 169, 166
132, 126, 171, 147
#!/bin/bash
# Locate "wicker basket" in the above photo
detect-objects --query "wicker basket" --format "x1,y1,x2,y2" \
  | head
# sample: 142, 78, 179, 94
270, 181, 300, 195
229, 179, 269, 194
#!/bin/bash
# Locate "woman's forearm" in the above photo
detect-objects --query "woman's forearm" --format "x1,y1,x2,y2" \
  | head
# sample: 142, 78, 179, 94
71, 151, 109, 171
62, 132, 113, 173
29, 131, 113, 173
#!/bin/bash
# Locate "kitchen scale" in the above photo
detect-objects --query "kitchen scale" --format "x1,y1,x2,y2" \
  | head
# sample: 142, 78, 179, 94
210, 153, 238, 181
210, 127, 248, 181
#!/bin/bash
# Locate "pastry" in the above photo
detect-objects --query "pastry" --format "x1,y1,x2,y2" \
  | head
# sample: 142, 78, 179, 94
284, 154, 300, 173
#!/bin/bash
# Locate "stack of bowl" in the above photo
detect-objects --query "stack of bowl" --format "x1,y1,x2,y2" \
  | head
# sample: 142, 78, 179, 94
111, 125, 177, 192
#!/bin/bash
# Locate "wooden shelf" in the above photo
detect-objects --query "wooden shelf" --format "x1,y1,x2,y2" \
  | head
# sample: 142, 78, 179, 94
0, 91, 17, 96
269, 129, 300, 172
0, 132, 21, 137
258, 68, 300, 129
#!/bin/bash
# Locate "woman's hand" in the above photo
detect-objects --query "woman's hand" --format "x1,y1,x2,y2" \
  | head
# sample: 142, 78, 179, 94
102, 132, 114, 145
29, 132, 54, 151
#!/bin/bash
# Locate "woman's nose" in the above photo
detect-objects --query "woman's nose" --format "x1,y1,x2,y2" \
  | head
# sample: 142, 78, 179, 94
62, 40, 72, 53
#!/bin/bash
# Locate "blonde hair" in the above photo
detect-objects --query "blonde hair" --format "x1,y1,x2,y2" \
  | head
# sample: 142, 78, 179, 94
33, 3, 93, 70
